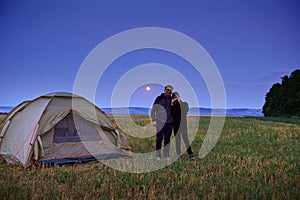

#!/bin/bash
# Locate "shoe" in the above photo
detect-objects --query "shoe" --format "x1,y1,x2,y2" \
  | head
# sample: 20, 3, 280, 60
190, 154, 195, 160
165, 157, 170, 161
156, 157, 161, 161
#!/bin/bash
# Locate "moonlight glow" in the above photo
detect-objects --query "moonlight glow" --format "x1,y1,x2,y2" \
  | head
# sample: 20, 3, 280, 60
146, 86, 151, 91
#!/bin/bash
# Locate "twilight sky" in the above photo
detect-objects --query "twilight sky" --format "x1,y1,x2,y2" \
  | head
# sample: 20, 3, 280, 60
0, 0, 299, 109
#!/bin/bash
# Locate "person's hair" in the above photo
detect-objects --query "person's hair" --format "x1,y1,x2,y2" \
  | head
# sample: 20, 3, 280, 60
172, 91, 179, 98
164, 85, 173, 90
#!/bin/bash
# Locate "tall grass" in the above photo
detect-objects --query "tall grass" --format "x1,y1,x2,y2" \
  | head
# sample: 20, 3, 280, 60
0, 116, 299, 199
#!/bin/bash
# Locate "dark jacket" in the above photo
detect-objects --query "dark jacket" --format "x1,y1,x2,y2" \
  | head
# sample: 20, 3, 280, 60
151, 93, 174, 123
171, 100, 189, 125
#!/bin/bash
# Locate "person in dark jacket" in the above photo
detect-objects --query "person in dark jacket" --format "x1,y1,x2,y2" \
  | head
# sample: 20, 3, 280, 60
151, 85, 174, 161
171, 91, 195, 160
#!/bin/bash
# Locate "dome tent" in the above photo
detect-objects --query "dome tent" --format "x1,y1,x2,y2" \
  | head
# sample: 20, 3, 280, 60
0, 92, 131, 167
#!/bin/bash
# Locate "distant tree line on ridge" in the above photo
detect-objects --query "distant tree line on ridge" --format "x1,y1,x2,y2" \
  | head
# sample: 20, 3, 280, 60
262, 69, 300, 117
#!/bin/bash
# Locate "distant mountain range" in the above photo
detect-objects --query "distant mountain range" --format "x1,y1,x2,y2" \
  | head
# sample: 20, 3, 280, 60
0, 106, 14, 114
0, 106, 263, 117
102, 107, 263, 117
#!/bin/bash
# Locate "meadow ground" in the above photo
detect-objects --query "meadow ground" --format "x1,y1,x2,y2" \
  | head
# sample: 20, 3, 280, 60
0, 114, 299, 199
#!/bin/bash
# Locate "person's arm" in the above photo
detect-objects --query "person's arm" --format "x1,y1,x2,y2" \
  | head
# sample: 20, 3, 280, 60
151, 96, 161, 124
182, 102, 189, 115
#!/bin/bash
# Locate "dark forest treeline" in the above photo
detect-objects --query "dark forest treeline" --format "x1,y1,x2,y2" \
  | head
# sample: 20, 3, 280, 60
262, 69, 300, 117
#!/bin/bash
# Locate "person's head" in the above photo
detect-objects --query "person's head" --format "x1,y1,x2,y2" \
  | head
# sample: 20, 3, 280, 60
172, 92, 181, 103
164, 85, 173, 97
172, 91, 180, 99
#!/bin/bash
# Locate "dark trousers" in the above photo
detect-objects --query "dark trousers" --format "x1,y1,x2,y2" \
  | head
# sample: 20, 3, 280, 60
156, 121, 172, 157
173, 121, 193, 156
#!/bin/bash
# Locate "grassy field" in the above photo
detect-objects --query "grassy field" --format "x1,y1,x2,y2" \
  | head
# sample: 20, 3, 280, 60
0, 115, 299, 199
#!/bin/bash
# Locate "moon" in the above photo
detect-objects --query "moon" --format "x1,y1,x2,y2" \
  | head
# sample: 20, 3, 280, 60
146, 86, 151, 91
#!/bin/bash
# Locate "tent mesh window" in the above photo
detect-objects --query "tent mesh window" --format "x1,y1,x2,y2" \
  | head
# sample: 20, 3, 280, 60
53, 113, 100, 143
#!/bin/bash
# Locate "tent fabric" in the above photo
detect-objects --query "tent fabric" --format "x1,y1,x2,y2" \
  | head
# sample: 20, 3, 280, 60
0, 92, 131, 167
0, 98, 50, 165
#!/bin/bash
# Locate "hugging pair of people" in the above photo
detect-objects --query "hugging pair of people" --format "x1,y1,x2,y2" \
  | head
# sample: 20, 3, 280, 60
151, 85, 195, 161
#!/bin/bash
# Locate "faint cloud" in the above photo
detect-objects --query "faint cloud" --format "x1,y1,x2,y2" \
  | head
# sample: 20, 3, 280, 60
226, 82, 271, 87
227, 67, 298, 88
257, 67, 294, 80
0, 16, 7, 25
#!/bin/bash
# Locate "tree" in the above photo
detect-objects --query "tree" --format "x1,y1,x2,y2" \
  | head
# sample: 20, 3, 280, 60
262, 69, 300, 117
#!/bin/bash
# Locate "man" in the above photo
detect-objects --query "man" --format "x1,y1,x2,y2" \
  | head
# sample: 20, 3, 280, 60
151, 85, 174, 161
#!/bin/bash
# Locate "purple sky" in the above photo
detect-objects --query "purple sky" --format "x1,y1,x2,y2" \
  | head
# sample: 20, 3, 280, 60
0, 0, 299, 109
